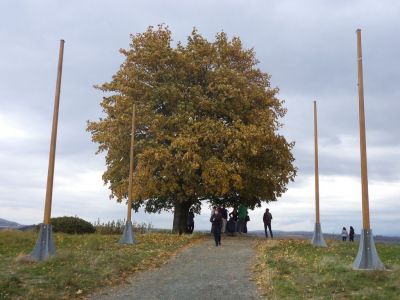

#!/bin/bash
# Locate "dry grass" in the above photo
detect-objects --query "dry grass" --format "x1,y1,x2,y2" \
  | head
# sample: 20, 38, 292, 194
13, 253, 36, 264
0, 230, 205, 299
253, 239, 400, 300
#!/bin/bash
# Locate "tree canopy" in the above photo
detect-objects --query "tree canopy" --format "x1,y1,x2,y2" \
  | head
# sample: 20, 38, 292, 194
87, 25, 296, 232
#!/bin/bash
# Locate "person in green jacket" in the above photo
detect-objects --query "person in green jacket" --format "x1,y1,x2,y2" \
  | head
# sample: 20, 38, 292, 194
237, 204, 247, 233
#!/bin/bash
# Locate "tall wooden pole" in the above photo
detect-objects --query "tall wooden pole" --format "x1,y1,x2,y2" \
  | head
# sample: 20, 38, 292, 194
127, 104, 136, 222
313, 101, 320, 224
311, 101, 327, 247
43, 39, 65, 225
356, 29, 371, 230
119, 104, 137, 244
353, 29, 384, 270
31, 39, 65, 260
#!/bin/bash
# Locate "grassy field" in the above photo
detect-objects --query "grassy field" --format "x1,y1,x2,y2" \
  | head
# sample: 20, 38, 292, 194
0, 230, 204, 300
253, 239, 400, 300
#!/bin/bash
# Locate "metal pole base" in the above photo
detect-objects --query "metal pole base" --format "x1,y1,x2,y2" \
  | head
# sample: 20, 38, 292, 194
353, 229, 385, 270
311, 222, 327, 247
31, 224, 56, 261
119, 220, 136, 244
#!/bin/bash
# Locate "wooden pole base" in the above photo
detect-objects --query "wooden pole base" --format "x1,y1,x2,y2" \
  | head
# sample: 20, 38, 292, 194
353, 229, 385, 270
311, 222, 327, 247
119, 220, 136, 244
30, 224, 56, 261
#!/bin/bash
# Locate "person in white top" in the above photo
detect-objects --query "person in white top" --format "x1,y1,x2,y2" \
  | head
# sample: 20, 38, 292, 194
341, 227, 348, 241
210, 206, 217, 233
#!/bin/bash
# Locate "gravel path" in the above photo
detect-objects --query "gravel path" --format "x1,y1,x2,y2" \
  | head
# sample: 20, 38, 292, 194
91, 236, 261, 300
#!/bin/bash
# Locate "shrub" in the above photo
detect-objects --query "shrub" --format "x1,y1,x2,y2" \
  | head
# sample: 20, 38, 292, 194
93, 219, 125, 235
93, 219, 153, 235
51, 216, 95, 234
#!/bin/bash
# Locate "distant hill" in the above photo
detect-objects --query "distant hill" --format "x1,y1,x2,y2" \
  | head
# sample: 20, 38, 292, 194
0, 218, 21, 228
0, 218, 37, 231
249, 230, 400, 244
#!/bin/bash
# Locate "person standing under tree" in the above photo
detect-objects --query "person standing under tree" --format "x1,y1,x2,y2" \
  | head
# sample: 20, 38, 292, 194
220, 205, 228, 234
210, 206, 217, 233
263, 208, 273, 238
187, 208, 195, 234
243, 210, 250, 233
210, 208, 222, 246
229, 208, 238, 232
238, 204, 247, 233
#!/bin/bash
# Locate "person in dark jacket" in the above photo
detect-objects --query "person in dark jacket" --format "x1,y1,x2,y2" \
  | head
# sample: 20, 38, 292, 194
244, 214, 250, 233
226, 217, 236, 236
263, 208, 273, 238
187, 209, 195, 234
210, 208, 222, 246
349, 226, 355, 242
229, 208, 239, 232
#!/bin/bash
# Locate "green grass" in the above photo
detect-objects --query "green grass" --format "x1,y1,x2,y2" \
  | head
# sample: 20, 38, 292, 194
253, 239, 400, 300
0, 230, 204, 299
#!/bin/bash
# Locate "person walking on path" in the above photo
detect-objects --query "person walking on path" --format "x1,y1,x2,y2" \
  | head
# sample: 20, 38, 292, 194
341, 227, 348, 241
187, 209, 195, 234
220, 205, 228, 233
349, 226, 355, 242
210, 208, 222, 246
229, 208, 238, 232
263, 208, 273, 238
238, 204, 247, 233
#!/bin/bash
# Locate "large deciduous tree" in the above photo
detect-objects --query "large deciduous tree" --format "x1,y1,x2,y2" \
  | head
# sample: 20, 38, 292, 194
87, 25, 296, 233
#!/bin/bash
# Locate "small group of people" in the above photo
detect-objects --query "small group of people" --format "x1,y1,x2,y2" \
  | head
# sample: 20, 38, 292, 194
341, 226, 355, 242
209, 205, 274, 246
210, 204, 250, 246
192, 208, 358, 245
187, 205, 274, 246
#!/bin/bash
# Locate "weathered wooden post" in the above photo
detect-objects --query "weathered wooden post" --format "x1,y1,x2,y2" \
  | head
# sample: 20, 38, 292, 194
352, 29, 384, 270
119, 104, 136, 244
311, 101, 327, 247
31, 39, 65, 261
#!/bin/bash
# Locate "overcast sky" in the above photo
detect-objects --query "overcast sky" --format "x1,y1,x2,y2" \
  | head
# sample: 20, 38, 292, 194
1, 0, 399, 236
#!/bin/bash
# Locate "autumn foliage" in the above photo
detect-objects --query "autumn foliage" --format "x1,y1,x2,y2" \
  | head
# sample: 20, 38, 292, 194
87, 25, 296, 232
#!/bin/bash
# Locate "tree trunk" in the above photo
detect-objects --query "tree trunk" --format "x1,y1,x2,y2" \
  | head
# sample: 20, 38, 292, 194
172, 201, 190, 234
